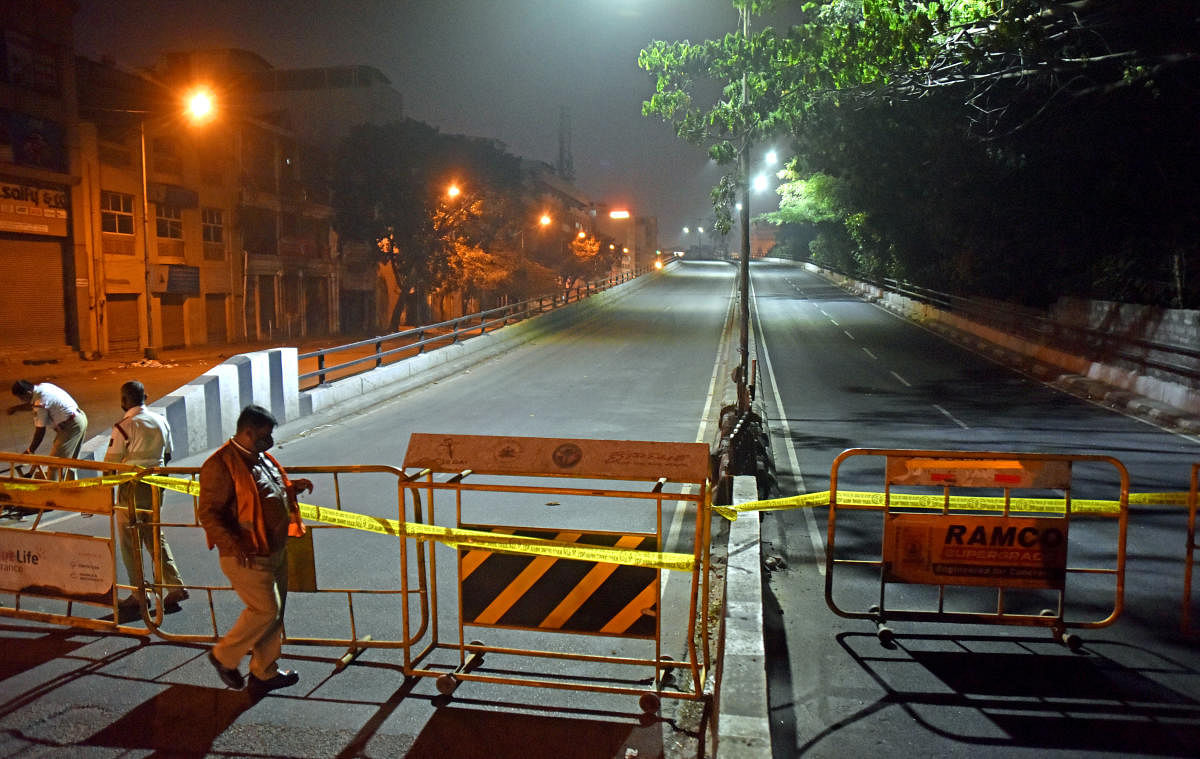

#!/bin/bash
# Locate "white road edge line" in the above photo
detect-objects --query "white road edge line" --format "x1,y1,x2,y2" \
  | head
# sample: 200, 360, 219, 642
862, 347, 877, 360
750, 277, 827, 575
890, 370, 912, 387
933, 403, 970, 429
664, 275, 740, 597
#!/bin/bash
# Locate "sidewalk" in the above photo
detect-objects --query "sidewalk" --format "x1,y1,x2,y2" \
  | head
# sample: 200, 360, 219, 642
0, 339, 340, 457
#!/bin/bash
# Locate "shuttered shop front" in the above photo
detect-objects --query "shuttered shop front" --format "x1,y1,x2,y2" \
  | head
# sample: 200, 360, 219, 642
0, 238, 68, 351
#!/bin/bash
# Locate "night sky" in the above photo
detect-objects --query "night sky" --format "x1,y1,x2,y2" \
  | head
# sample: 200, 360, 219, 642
73, 0, 760, 249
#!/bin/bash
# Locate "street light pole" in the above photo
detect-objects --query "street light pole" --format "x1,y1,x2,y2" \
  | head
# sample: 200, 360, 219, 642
139, 118, 157, 359
736, 5, 752, 412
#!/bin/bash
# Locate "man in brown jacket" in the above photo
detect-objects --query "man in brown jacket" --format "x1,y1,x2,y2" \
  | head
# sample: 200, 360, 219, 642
198, 404, 312, 696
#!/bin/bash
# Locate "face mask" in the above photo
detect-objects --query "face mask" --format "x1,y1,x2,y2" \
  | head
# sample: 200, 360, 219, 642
254, 432, 275, 453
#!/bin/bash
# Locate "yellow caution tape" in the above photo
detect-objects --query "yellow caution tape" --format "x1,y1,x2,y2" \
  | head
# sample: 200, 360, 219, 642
145, 474, 696, 572
715, 489, 1190, 520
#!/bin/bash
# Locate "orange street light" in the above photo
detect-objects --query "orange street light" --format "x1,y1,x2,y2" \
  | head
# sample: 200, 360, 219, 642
609, 209, 630, 219
184, 87, 216, 123
539, 213, 552, 226
447, 183, 461, 199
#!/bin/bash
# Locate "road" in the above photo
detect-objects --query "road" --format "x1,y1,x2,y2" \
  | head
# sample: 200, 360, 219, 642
750, 261, 1200, 757
3, 258, 1199, 758
0, 260, 738, 759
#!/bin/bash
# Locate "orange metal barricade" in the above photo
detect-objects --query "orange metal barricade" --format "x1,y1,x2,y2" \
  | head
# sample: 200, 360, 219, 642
396, 433, 712, 713
1183, 463, 1200, 634
0, 453, 433, 659
825, 449, 1128, 649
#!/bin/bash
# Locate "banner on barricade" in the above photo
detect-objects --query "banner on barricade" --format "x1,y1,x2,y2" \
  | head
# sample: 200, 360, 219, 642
0, 529, 113, 600
883, 512, 1068, 589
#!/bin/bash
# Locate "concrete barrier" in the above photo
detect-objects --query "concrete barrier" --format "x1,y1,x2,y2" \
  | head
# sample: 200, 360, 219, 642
716, 476, 772, 758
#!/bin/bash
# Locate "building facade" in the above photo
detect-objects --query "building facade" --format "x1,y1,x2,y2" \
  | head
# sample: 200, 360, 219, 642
0, 0, 88, 355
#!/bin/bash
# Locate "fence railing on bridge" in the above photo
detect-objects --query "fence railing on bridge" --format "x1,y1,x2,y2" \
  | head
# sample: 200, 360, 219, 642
298, 267, 652, 389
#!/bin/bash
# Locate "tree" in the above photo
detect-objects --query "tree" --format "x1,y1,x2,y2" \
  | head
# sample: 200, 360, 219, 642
642, 1, 1200, 306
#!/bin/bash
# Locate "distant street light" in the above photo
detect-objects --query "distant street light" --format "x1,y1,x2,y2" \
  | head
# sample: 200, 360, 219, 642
539, 213, 552, 226
446, 183, 461, 199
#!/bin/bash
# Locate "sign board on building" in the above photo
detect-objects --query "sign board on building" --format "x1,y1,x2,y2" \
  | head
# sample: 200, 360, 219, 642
152, 264, 201, 295
0, 177, 69, 236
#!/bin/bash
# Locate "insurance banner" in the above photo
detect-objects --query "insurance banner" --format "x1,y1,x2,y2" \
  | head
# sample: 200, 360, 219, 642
0, 529, 113, 600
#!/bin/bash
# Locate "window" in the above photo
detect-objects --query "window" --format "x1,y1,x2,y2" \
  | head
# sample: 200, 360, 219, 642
156, 205, 183, 239
202, 208, 224, 243
101, 191, 134, 234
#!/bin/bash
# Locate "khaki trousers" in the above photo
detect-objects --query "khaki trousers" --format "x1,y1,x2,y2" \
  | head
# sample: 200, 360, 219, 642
115, 482, 185, 597
49, 411, 87, 480
212, 549, 288, 681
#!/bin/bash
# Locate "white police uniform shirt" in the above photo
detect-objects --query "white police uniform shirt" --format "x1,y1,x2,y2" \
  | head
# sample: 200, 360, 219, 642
105, 405, 173, 467
31, 382, 80, 429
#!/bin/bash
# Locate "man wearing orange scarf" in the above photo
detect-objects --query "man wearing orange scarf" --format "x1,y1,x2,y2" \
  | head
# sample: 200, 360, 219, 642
198, 404, 312, 696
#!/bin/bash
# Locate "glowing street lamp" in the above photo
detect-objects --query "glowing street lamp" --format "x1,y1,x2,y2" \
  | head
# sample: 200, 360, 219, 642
446, 183, 461, 199
184, 88, 215, 122
136, 86, 216, 358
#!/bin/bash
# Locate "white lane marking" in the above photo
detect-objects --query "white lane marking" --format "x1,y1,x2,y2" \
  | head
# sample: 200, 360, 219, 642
750, 278, 826, 575
829, 318, 840, 327
665, 275, 740, 598
933, 403, 970, 429
862, 347, 877, 360
842, 330, 855, 341
890, 371, 911, 387
40, 512, 82, 528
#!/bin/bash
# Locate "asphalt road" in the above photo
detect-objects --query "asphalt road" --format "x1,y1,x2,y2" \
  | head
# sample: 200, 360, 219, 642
0, 260, 738, 758
6, 258, 1199, 758
750, 261, 1200, 758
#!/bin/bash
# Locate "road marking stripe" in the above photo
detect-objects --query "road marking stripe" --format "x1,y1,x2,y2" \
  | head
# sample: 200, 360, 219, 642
933, 404, 970, 429
750, 276, 826, 574
890, 371, 911, 387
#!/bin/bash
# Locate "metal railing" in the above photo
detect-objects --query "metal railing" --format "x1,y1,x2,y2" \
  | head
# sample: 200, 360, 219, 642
870, 274, 1200, 388
299, 267, 652, 388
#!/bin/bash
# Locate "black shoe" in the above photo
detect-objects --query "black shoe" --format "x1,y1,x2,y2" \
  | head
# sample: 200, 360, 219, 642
116, 596, 148, 623
208, 651, 245, 690
163, 588, 189, 612
248, 669, 299, 696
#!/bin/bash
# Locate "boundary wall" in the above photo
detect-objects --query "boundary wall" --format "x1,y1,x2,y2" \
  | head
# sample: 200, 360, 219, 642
807, 263, 1200, 428
76, 272, 657, 463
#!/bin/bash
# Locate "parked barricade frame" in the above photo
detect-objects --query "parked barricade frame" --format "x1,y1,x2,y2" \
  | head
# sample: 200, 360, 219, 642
825, 448, 1129, 649
397, 433, 712, 713
0, 453, 434, 662
1183, 462, 1200, 634
0, 452, 155, 635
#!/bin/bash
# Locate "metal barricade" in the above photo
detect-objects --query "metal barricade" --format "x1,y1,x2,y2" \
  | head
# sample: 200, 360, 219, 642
825, 449, 1128, 649
397, 433, 712, 713
1184, 463, 1200, 634
0, 452, 151, 634
0, 453, 434, 661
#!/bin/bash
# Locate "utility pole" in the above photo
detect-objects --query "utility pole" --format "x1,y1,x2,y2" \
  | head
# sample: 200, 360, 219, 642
736, 5, 751, 413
